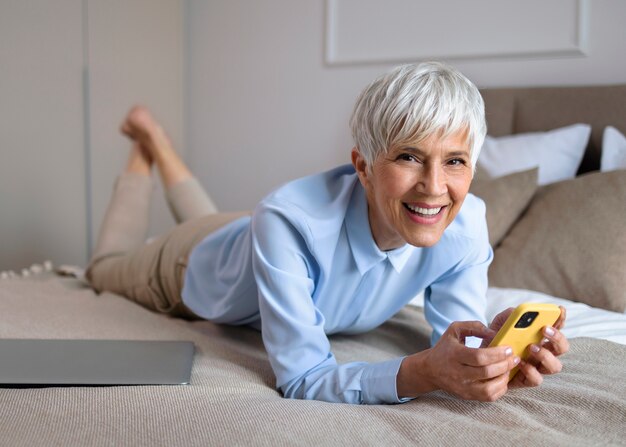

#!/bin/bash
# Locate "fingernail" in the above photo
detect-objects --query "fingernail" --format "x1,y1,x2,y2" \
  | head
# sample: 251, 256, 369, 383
545, 326, 555, 337
513, 356, 520, 365
542, 338, 550, 345
530, 344, 540, 353
505, 347, 513, 356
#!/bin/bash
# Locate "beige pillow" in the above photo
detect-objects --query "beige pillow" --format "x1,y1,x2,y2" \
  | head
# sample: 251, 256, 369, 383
470, 168, 538, 247
489, 170, 626, 312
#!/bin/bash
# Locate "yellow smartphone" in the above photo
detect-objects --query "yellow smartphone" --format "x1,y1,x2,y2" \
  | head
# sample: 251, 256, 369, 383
488, 303, 561, 381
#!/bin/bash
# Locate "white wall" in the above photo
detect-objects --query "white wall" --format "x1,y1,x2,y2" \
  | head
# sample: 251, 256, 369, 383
0, 0, 86, 271
0, 0, 184, 271
186, 0, 626, 211
1, 0, 624, 270
87, 0, 185, 251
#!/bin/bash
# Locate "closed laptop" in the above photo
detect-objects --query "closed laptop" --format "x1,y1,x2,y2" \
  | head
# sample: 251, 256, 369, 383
0, 339, 195, 386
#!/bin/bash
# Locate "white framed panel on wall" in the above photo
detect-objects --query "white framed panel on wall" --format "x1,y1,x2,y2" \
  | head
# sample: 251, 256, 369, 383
326, 0, 589, 65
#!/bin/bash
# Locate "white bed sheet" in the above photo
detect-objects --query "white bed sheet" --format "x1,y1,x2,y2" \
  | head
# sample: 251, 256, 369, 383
409, 288, 626, 345
485, 287, 626, 345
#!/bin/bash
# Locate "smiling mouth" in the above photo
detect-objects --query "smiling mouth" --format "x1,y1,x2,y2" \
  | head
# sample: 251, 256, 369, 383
403, 203, 446, 218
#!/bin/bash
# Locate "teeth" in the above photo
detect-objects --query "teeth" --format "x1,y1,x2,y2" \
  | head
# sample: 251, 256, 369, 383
405, 204, 442, 215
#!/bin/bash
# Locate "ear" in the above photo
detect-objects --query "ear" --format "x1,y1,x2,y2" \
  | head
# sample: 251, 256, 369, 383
351, 147, 370, 187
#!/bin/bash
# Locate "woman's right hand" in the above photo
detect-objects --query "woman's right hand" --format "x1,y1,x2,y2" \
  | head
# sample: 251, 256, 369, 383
397, 321, 520, 401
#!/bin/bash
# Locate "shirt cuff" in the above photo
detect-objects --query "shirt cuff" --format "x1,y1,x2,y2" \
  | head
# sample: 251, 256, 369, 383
360, 357, 412, 404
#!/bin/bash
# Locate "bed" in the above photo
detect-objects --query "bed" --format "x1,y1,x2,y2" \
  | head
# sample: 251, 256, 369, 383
1, 85, 626, 446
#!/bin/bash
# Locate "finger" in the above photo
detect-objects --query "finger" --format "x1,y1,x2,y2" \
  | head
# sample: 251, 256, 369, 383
480, 328, 500, 348
458, 344, 514, 367
479, 335, 495, 349
542, 326, 570, 356
453, 372, 507, 401
449, 320, 496, 342
489, 307, 515, 330
528, 344, 562, 375
554, 306, 567, 330
468, 373, 510, 402
463, 355, 521, 381
516, 360, 543, 387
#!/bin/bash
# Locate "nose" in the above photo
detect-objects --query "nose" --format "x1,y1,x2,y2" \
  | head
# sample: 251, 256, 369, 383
417, 163, 447, 196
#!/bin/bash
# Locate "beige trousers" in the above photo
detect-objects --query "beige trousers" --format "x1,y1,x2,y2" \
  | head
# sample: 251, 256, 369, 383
86, 173, 248, 319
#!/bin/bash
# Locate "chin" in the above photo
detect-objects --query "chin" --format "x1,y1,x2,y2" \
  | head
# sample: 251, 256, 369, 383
397, 208, 450, 248
404, 231, 443, 248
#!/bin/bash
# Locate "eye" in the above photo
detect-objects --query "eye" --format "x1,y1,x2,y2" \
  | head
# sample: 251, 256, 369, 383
447, 158, 467, 167
397, 153, 418, 163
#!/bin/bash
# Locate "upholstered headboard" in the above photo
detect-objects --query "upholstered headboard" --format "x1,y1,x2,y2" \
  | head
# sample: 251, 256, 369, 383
480, 85, 626, 174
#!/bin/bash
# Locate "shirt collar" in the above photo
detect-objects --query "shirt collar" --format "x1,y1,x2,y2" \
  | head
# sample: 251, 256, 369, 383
345, 182, 415, 275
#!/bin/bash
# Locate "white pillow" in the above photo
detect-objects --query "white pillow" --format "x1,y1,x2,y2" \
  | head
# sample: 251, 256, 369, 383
477, 124, 591, 185
601, 126, 626, 172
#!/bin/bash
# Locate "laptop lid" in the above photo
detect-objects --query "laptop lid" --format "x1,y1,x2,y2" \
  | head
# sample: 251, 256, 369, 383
0, 339, 195, 386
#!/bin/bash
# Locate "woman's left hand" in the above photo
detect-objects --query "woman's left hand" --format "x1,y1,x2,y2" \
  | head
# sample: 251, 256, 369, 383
483, 306, 570, 388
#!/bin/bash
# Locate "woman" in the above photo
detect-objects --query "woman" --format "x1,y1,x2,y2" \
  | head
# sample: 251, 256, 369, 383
87, 62, 569, 404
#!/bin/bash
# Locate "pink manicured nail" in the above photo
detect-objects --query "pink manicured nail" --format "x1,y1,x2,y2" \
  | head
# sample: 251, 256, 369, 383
505, 347, 513, 356
530, 344, 540, 353
513, 356, 520, 365
545, 326, 555, 336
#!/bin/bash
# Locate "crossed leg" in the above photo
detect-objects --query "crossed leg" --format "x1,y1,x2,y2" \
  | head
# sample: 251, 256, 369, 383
85, 106, 230, 319
121, 106, 218, 222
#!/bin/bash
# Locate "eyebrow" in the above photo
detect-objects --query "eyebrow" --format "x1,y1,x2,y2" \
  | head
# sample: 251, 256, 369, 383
399, 146, 470, 157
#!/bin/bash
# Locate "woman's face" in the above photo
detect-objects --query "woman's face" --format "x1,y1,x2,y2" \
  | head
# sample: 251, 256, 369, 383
352, 130, 473, 250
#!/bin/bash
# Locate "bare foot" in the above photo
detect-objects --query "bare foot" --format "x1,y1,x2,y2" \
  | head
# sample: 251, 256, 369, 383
120, 105, 192, 188
120, 106, 170, 156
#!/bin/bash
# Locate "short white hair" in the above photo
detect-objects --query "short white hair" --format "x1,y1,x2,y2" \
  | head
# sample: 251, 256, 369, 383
350, 62, 486, 171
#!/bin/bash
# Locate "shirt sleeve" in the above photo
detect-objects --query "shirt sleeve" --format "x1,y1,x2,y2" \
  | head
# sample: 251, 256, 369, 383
424, 213, 493, 348
250, 202, 408, 404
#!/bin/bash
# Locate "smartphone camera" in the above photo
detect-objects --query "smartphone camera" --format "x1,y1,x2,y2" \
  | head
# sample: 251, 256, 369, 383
515, 311, 538, 328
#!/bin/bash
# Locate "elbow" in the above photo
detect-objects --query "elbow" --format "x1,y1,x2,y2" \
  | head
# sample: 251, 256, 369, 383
280, 377, 306, 400
280, 374, 362, 404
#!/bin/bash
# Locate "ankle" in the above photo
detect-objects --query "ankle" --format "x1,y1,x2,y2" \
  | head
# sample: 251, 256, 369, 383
125, 144, 153, 176
125, 157, 152, 177
125, 164, 152, 177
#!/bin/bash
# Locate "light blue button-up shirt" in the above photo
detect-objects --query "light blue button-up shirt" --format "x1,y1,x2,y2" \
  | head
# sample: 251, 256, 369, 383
182, 164, 492, 404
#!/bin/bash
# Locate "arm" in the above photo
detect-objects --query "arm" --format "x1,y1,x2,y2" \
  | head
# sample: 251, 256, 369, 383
252, 200, 519, 403
251, 203, 407, 404
400, 289, 568, 401
396, 213, 521, 401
